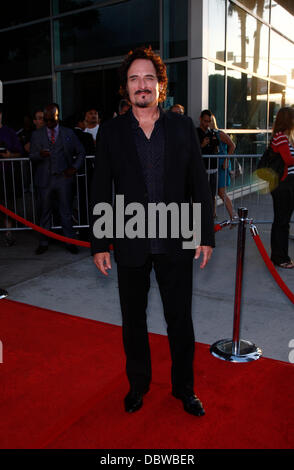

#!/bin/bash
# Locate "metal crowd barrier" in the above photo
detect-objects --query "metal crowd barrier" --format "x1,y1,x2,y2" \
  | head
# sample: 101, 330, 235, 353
0, 154, 292, 233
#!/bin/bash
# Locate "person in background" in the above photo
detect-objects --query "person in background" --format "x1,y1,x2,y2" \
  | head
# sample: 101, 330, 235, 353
270, 107, 294, 269
33, 110, 45, 130
170, 104, 185, 115
210, 114, 236, 219
0, 104, 23, 246
17, 114, 34, 155
118, 99, 131, 116
196, 109, 219, 216
72, 111, 96, 240
30, 103, 86, 255
84, 107, 100, 145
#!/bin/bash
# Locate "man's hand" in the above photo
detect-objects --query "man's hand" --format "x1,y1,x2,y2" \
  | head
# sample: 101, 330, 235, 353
40, 149, 50, 158
194, 246, 213, 269
63, 167, 77, 177
201, 137, 210, 148
1, 150, 12, 158
93, 252, 112, 276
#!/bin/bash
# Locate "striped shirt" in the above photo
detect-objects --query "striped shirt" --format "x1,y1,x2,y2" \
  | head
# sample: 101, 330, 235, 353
271, 132, 294, 179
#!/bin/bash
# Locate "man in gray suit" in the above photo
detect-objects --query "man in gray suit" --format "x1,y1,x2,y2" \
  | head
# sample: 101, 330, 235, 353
30, 103, 86, 254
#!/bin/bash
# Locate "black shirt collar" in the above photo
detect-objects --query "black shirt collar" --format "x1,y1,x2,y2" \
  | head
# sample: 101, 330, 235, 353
129, 106, 164, 130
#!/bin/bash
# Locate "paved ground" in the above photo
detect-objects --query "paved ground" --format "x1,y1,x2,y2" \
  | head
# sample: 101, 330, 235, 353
0, 192, 293, 363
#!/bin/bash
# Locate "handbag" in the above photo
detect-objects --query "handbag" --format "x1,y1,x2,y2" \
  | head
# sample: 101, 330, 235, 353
256, 146, 284, 191
229, 160, 243, 178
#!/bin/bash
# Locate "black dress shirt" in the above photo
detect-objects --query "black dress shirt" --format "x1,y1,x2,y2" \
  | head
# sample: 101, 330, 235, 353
130, 107, 167, 254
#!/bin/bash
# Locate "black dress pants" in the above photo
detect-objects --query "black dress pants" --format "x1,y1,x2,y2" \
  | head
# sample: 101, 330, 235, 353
271, 175, 294, 264
117, 252, 195, 395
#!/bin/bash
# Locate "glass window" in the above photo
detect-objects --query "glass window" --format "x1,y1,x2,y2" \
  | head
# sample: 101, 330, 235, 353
163, 62, 187, 113
208, 62, 225, 129
0, 1, 50, 29
269, 82, 294, 128
52, 0, 107, 15
163, 0, 188, 59
0, 22, 51, 81
227, 69, 268, 129
271, 0, 294, 42
3, 79, 52, 130
207, 0, 226, 62
230, 132, 268, 154
227, 3, 269, 76
270, 31, 294, 87
232, 0, 270, 21
59, 67, 120, 123
54, 0, 159, 65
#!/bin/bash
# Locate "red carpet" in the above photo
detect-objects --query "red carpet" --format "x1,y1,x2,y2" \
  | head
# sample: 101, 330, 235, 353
0, 299, 293, 449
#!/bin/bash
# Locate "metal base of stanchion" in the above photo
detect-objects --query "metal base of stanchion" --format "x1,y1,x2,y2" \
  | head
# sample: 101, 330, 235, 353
0, 289, 8, 300
210, 339, 262, 363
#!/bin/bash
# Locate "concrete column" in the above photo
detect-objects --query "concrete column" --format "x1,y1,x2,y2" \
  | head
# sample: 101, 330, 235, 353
188, 0, 209, 125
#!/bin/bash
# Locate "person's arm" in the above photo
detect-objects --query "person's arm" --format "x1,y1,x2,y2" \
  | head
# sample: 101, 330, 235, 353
90, 124, 113, 276
219, 130, 235, 155
0, 129, 23, 158
188, 119, 215, 268
29, 131, 45, 161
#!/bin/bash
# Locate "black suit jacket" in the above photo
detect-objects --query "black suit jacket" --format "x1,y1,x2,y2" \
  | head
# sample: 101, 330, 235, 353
90, 109, 215, 267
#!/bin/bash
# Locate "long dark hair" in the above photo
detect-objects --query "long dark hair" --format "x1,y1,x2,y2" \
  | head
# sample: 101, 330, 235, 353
272, 107, 294, 136
118, 46, 168, 103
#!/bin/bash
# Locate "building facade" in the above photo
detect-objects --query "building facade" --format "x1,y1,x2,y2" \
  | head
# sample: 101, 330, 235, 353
1, 0, 294, 153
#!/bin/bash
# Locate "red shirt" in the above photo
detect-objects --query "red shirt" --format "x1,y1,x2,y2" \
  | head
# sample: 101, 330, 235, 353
271, 132, 294, 180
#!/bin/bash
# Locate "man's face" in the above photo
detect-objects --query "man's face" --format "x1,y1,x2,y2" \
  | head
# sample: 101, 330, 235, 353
85, 109, 99, 125
200, 114, 211, 131
44, 107, 59, 129
33, 111, 44, 129
126, 59, 159, 108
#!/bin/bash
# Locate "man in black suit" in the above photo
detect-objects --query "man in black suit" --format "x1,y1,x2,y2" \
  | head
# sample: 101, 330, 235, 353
30, 103, 86, 254
90, 47, 215, 416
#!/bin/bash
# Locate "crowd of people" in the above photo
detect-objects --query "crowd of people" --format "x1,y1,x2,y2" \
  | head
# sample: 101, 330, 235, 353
0, 95, 293, 267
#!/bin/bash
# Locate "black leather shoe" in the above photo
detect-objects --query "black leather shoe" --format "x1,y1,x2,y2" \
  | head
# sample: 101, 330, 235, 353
172, 392, 205, 416
35, 245, 48, 255
124, 389, 148, 413
66, 244, 79, 254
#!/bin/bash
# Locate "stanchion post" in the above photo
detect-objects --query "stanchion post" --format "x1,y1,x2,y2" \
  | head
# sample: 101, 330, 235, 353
210, 207, 262, 362
232, 207, 247, 355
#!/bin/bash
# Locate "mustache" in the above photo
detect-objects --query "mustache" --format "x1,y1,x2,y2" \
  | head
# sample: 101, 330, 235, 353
135, 89, 151, 95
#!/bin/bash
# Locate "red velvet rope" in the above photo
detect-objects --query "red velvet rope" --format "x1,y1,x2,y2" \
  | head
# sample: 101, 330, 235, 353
251, 232, 294, 304
0, 204, 222, 247
0, 204, 91, 248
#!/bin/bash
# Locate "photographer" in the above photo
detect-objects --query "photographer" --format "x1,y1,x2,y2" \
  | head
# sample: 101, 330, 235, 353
196, 109, 219, 215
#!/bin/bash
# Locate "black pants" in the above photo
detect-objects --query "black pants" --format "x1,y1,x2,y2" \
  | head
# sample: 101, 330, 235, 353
271, 174, 294, 264
117, 253, 195, 395
38, 174, 76, 246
